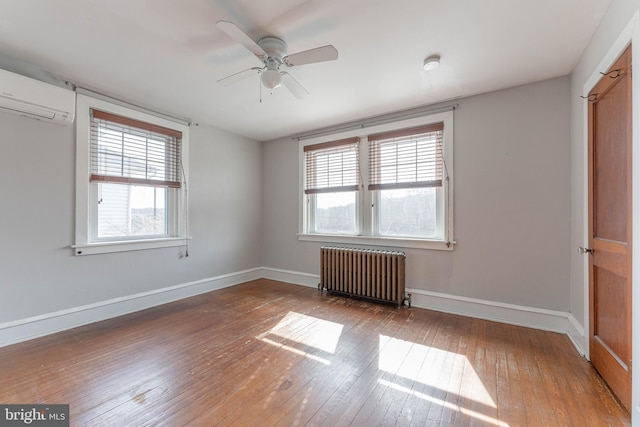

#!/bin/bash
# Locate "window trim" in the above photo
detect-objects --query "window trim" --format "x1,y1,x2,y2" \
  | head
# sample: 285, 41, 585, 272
74, 94, 190, 255
298, 111, 454, 251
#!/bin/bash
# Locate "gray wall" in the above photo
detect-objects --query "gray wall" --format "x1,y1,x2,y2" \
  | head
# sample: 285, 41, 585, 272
262, 76, 571, 311
0, 113, 262, 323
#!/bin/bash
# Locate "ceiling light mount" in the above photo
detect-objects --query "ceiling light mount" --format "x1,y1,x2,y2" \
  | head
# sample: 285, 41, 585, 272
423, 54, 440, 71
261, 57, 283, 90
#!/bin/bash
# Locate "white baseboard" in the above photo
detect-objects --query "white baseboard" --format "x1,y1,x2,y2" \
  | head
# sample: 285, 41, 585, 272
566, 314, 587, 357
406, 288, 570, 333
407, 289, 587, 356
261, 267, 319, 288
0, 266, 588, 359
0, 268, 262, 347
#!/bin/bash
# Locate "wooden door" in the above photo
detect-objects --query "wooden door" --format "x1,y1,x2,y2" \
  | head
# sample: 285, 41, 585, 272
588, 44, 632, 411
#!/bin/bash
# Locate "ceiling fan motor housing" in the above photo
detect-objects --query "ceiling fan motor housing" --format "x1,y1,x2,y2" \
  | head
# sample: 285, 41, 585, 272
258, 36, 288, 61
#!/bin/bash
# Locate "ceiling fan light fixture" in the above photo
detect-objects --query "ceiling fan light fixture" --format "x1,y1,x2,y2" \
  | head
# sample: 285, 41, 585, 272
423, 55, 440, 71
261, 69, 282, 89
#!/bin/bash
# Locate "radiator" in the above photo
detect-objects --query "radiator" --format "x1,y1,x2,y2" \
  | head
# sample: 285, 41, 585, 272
319, 246, 410, 308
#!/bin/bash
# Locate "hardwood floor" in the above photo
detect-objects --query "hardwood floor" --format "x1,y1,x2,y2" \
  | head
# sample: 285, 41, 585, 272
0, 279, 629, 426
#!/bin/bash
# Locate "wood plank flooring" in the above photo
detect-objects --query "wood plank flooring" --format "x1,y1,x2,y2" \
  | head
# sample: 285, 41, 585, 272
0, 279, 630, 426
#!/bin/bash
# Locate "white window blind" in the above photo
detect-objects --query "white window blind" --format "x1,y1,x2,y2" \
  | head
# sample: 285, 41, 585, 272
368, 123, 443, 190
90, 109, 182, 188
304, 137, 360, 194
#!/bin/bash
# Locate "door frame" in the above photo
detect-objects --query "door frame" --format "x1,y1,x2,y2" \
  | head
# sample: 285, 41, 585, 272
581, 12, 640, 420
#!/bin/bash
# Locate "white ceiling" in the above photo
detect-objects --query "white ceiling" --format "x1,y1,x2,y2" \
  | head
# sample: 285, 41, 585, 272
0, 0, 613, 141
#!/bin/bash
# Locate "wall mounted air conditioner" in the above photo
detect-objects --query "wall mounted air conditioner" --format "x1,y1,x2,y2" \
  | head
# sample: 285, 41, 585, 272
0, 68, 75, 125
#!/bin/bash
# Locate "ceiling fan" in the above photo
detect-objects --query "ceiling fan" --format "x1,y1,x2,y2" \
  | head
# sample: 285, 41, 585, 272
216, 21, 338, 99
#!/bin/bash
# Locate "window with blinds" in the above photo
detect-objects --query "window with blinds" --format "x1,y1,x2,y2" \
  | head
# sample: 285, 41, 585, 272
368, 123, 443, 191
90, 109, 182, 188
75, 94, 190, 255
368, 123, 445, 239
298, 110, 453, 247
303, 137, 360, 234
304, 137, 360, 194
89, 109, 183, 240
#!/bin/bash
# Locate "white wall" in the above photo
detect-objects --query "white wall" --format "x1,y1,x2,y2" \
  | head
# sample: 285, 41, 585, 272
0, 113, 262, 324
568, 0, 640, 420
262, 76, 571, 311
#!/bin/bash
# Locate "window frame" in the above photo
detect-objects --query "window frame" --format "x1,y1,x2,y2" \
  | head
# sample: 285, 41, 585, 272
298, 110, 454, 251
369, 122, 445, 240
303, 137, 361, 235
74, 94, 190, 256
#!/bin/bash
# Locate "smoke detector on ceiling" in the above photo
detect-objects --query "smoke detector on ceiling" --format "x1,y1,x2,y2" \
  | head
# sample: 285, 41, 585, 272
423, 55, 441, 71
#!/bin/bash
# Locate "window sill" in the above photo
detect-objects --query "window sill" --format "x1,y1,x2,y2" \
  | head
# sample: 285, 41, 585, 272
72, 237, 190, 256
297, 233, 455, 251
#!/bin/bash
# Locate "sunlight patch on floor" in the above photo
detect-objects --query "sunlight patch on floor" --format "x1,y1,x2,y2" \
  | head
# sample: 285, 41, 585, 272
259, 336, 332, 365
256, 311, 344, 365
379, 379, 509, 427
260, 311, 344, 354
378, 335, 496, 408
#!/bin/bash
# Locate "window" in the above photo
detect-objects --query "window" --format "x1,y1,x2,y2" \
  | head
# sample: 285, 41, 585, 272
303, 138, 360, 234
299, 110, 453, 250
74, 95, 189, 255
369, 124, 444, 240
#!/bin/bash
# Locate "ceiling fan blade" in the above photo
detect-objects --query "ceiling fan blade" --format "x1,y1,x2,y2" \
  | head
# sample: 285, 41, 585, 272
216, 21, 267, 58
281, 72, 309, 99
217, 67, 262, 86
284, 45, 338, 66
